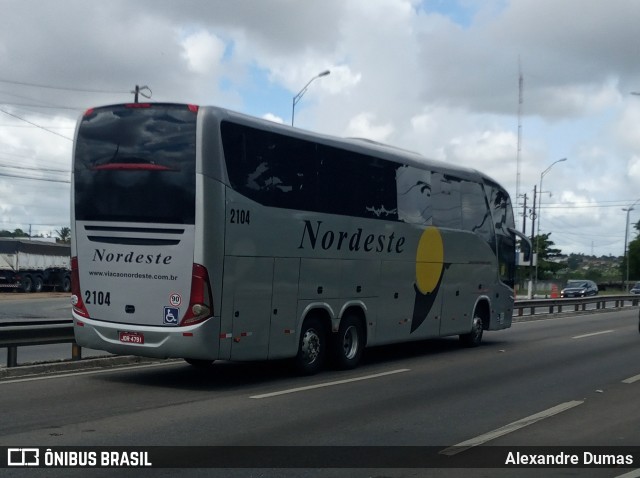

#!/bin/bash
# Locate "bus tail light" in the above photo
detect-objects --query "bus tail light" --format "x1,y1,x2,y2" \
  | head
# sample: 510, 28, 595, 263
180, 264, 213, 326
70, 257, 90, 319
125, 103, 152, 108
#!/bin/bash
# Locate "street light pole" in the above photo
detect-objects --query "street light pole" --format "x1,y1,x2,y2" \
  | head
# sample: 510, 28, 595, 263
535, 157, 567, 293
623, 199, 640, 292
291, 70, 330, 126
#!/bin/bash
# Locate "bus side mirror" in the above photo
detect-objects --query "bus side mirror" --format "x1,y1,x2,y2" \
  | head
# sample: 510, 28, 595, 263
509, 228, 532, 263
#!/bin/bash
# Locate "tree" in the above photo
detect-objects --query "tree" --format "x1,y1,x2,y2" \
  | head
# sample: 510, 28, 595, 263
621, 219, 640, 282
0, 229, 29, 238
566, 253, 583, 270
56, 227, 71, 243
517, 233, 563, 292
533, 233, 563, 279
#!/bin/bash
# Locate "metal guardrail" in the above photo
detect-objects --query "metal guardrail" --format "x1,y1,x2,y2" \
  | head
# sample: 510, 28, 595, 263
514, 295, 640, 318
1, 295, 639, 368
0, 318, 77, 367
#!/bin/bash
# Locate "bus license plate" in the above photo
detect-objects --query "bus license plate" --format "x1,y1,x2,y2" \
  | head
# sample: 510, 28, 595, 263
119, 331, 144, 344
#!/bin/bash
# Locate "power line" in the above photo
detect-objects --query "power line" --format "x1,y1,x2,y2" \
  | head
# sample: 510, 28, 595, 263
0, 123, 74, 128
0, 77, 128, 94
0, 102, 82, 111
541, 203, 638, 210
0, 171, 70, 183
0, 153, 70, 174
0, 162, 69, 174
0, 88, 83, 111
0, 107, 73, 141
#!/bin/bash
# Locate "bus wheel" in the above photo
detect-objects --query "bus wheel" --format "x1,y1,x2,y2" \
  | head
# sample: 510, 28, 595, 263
184, 358, 215, 368
332, 314, 364, 370
460, 315, 483, 347
294, 316, 326, 375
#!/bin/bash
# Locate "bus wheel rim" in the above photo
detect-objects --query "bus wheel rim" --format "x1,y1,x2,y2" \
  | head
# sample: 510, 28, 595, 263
473, 317, 483, 340
302, 328, 321, 364
342, 325, 359, 360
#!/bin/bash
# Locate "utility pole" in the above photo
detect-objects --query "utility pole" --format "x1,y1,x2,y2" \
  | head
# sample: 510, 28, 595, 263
131, 85, 152, 103
521, 194, 528, 235
528, 185, 537, 298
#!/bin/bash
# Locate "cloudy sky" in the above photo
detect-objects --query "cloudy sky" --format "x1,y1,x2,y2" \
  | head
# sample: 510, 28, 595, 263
1, 0, 639, 256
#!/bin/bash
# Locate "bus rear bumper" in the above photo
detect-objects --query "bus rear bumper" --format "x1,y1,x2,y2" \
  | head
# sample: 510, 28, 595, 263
73, 313, 220, 360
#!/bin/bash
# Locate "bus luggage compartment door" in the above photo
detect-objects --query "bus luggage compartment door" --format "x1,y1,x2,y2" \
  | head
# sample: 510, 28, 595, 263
222, 256, 274, 361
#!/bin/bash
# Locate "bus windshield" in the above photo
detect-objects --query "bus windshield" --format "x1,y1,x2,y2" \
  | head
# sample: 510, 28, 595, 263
74, 104, 197, 224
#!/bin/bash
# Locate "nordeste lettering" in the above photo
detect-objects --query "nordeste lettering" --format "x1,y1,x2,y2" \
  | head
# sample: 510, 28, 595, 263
298, 220, 405, 254
92, 248, 172, 265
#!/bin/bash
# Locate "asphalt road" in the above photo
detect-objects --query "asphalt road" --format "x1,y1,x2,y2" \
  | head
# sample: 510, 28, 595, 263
1, 307, 640, 478
0, 292, 70, 320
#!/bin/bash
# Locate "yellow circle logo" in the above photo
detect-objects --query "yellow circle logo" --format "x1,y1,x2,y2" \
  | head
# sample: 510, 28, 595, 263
415, 227, 444, 295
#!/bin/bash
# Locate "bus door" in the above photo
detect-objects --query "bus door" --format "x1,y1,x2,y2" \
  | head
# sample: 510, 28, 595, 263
437, 262, 473, 336
268, 258, 300, 360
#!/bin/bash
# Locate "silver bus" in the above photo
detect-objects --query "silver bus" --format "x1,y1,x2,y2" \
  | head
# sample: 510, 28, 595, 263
71, 103, 529, 374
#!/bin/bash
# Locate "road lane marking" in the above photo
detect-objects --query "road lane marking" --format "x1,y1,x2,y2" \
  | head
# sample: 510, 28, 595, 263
572, 330, 613, 339
622, 373, 640, 384
250, 369, 410, 399
439, 400, 584, 456
616, 469, 640, 478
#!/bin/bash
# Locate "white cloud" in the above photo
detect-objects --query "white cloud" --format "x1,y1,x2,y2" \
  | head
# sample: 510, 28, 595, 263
628, 155, 640, 184
262, 112, 284, 124
180, 30, 227, 75
346, 113, 395, 142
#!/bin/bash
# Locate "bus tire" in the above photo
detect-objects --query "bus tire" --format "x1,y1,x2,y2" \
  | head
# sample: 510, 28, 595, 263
184, 358, 215, 368
33, 275, 44, 293
294, 316, 326, 375
460, 315, 483, 347
331, 313, 365, 370
20, 274, 33, 293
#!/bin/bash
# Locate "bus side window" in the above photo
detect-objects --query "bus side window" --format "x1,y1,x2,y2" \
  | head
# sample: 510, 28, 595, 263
461, 179, 494, 249
265, 136, 318, 211
432, 172, 461, 229
317, 146, 398, 221
397, 165, 432, 226
223, 122, 321, 210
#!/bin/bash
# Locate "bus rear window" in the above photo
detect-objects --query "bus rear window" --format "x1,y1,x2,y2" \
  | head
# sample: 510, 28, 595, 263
74, 104, 197, 224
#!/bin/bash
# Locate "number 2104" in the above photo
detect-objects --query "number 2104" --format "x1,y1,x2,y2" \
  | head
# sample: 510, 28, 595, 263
84, 290, 111, 306
229, 208, 250, 224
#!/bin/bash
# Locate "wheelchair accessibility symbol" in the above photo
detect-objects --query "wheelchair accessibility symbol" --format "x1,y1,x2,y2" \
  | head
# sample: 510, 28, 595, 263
164, 306, 180, 325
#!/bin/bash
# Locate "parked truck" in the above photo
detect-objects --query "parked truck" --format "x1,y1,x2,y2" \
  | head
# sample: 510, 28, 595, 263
0, 238, 71, 292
